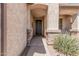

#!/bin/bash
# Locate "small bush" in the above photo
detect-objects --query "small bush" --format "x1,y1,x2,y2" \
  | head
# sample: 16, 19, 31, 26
53, 34, 79, 56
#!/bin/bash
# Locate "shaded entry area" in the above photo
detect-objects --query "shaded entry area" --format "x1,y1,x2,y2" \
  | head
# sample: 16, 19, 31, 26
26, 36, 47, 56
35, 20, 42, 35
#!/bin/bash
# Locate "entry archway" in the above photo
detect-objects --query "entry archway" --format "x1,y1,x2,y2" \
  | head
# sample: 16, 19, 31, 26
29, 4, 48, 36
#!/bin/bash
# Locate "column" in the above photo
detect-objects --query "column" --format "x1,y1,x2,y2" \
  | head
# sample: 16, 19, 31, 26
71, 13, 79, 38
27, 6, 31, 30
27, 6, 33, 44
46, 3, 60, 44
44, 15, 47, 37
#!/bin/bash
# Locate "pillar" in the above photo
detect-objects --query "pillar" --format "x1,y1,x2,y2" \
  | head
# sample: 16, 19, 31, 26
27, 6, 33, 45
71, 13, 79, 38
27, 6, 32, 30
46, 3, 60, 44
44, 15, 47, 37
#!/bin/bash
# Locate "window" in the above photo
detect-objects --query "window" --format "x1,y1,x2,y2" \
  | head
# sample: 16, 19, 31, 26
59, 18, 62, 30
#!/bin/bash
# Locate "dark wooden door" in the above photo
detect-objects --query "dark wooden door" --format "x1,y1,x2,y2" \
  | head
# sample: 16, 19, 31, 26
36, 20, 42, 35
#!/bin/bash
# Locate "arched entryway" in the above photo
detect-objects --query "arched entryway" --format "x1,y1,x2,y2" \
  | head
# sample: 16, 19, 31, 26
29, 4, 48, 36
26, 4, 48, 56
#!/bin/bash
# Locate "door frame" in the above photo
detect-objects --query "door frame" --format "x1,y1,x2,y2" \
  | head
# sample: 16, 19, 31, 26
34, 18, 44, 36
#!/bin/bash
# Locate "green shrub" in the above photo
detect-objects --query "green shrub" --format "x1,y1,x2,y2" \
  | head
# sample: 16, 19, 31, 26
53, 34, 79, 56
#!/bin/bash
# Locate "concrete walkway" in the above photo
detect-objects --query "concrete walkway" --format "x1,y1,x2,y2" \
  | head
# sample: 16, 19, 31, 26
26, 36, 50, 56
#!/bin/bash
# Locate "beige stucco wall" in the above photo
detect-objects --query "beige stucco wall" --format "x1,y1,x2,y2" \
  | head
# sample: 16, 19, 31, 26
60, 6, 79, 15
5, 4, 27, 56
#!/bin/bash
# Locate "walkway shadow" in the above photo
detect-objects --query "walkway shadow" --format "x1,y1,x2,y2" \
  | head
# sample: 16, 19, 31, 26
27, 36, 46, 56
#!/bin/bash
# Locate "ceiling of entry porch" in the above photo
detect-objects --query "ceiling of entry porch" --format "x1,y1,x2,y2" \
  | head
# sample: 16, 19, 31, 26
28, 4, 48, 17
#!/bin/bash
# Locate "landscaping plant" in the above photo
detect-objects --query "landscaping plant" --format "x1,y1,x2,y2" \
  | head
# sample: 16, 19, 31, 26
53, 34, 79, 56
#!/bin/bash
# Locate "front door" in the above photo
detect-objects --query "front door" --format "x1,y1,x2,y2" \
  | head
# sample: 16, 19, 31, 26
36, 20, 42, 35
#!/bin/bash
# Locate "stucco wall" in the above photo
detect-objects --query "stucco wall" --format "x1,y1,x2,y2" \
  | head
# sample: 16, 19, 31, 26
6, 4, 27, 56
60, 6, 79, 15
